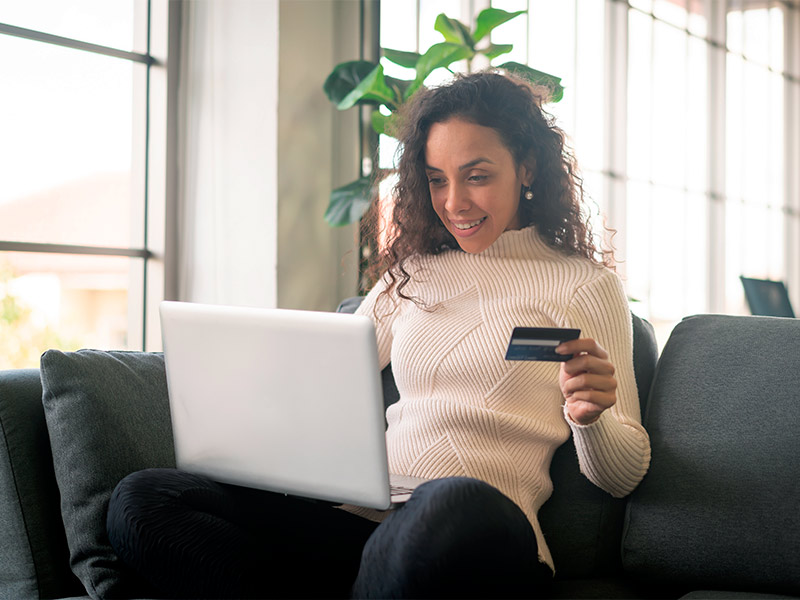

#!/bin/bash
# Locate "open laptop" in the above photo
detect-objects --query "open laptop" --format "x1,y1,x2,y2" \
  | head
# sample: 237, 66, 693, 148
159, 301, 425, 510
740, 276, 795, 318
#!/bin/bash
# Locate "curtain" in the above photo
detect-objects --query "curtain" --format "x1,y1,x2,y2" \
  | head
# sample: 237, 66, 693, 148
176, 0, 279, 307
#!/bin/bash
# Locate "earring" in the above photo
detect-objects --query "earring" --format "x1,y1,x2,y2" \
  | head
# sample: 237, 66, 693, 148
524, 188, 534, 200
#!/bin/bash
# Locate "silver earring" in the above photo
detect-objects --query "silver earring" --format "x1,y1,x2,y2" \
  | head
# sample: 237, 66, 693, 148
524, 188, 533, 200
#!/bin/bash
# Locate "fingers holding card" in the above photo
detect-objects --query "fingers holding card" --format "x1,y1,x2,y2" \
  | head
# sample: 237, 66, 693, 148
505, 327, 581, 362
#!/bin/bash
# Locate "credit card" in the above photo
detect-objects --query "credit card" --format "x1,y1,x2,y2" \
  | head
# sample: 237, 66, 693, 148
504, 327, 581, 362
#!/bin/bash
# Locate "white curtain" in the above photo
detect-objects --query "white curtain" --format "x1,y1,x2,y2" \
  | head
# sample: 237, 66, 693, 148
176, 0, 279, 307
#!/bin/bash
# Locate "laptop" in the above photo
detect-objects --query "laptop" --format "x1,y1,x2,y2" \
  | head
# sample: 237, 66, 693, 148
740, 276, 795, 318
159, 301, 425, 510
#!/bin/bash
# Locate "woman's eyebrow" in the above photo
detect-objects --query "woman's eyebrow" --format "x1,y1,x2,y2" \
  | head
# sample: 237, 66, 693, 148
458, 157, 493, 170
425, 157, 494, 172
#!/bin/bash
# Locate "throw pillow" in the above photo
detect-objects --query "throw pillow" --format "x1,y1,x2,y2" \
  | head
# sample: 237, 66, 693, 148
40, 349, 175, 599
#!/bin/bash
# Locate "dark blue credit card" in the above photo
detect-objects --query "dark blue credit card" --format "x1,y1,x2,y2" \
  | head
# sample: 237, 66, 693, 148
505, 327, 581, 362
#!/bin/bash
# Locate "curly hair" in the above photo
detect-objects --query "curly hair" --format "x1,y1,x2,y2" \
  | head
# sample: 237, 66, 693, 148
361, 69, 612, 303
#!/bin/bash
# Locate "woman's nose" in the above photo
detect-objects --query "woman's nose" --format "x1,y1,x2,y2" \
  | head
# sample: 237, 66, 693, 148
444, 182, 470, 214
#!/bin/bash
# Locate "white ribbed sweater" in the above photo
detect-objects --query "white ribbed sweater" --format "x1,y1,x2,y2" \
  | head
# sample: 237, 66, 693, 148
351, 226, 651, 570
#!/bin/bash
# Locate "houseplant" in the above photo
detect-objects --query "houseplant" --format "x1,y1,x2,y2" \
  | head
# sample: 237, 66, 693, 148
322, 7, 563, 227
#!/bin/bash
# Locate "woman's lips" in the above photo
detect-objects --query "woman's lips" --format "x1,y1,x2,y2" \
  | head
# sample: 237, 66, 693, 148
451, 216, 487, 236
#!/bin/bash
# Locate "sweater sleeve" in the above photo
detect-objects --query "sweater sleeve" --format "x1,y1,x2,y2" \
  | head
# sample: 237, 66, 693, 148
354, 274, 401, 371
562, 270, 651, 498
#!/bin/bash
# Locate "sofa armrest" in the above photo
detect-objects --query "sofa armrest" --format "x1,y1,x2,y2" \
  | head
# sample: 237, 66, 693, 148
0, 369, 84, 599
622, 314, 800, 597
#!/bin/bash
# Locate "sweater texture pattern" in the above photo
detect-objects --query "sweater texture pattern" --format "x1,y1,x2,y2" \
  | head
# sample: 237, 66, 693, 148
347, 226, 651, 570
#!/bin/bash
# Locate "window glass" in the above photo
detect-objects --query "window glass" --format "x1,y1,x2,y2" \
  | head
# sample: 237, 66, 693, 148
686, 35, 708, 194
0, 252, 138, 369
627, 9, 653, 183
418, 0, 461, 55
0, 0, 151, 365
572, 0, 605, 174
380, 0, 417, 79
684, 190, 709, 314
490, 0, 527, 66
769, 6, 784, 72
651, 19, 686, 188
0, 0, 142, 52
727, 8, 744, 54
724, 5, 787, 314
653, 0, 687, 28
374, 0, 799, 333
687, 0, 709, 39
584, 171, 608, 258
743, 5, 770, 65
726, 53, 745, 201
528, 0, 576, 131
0, 34, 144, 248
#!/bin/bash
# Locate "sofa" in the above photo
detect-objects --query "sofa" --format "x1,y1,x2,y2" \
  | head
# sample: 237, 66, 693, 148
1, 309, 798, 599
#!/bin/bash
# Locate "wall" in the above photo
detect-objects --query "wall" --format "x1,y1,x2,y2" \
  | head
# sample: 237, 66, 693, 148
277, 0, 361, 311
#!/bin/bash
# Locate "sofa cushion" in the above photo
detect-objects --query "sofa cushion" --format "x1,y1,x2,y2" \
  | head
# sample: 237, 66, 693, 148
622, 314, 800, 596
539, 311, 658, 581
0, 368, 83, 599
40, 350, 175, 599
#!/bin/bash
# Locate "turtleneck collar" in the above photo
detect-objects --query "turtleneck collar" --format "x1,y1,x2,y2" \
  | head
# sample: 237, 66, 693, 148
476, 225, 555, 259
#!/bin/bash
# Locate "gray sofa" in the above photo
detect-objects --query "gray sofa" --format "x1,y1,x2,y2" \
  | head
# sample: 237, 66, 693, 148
1, 312, 798, 599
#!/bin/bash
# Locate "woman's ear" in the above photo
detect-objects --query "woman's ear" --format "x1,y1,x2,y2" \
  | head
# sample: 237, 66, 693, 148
521, 157, 537, 187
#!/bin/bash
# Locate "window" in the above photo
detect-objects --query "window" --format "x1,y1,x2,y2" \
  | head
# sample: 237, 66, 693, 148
377, 0, 800, 348
0, 1, 166, 368
625, 0, 799, 344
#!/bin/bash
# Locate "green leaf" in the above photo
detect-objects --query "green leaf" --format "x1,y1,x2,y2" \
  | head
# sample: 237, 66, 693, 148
481, 43, 513, 60
325, 177, 373, 227
414, 42, 473, 83
384, 75, 414, 102
498, 61, 564, 103
371, 110, 400, 138
383, 48, 421, 69
473, 8, 526, 43
323, 60, 378, 106
434, 13, 474, 48
371, 110, 389, 136
337, 64, 399, 110
403, 78, 425, 101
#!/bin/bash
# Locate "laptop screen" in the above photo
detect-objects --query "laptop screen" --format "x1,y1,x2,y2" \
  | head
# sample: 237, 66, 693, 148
740, 277, 795, 318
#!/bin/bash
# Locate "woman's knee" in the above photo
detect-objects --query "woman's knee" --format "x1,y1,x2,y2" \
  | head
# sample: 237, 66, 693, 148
354, 478, 543, 598
110, 468, 190, 518
107, 468, 218, 547
403, 477, 533, 534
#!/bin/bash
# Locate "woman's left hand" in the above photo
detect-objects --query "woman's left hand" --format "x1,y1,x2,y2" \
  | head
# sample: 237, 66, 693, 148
556, 338, 617, 425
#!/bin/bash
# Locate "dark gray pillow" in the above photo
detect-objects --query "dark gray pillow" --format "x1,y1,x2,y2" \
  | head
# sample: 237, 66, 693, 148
40, 350, 175, 599
622, 314, 800, 596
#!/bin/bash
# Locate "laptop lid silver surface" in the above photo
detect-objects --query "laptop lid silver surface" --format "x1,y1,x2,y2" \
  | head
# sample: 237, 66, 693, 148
160, 301, 394, 509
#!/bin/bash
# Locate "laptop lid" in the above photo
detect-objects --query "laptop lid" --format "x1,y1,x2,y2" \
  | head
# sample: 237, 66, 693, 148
740, 276, 795, 318
159, 301, 394, 509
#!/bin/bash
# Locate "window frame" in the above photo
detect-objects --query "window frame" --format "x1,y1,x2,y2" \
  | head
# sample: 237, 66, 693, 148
0, 0, 174, 353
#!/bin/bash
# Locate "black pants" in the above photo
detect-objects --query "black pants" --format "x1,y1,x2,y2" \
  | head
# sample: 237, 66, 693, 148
107, 468, 552, 599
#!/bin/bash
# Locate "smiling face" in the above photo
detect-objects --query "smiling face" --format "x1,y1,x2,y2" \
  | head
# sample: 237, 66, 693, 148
424, 118, 533, 254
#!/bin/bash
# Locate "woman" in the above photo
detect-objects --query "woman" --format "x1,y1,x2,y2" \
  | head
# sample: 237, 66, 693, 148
107, 70, 650, 599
